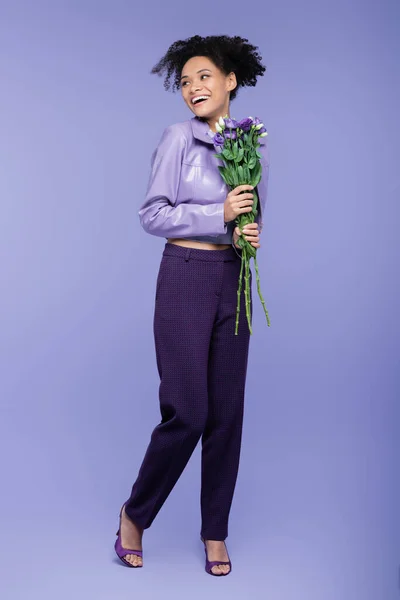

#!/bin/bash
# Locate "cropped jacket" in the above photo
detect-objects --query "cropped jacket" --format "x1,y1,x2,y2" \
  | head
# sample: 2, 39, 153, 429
138, 116, 269, 246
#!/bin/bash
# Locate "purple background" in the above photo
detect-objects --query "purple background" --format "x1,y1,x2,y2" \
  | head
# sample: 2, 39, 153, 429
1, 0, 399, 598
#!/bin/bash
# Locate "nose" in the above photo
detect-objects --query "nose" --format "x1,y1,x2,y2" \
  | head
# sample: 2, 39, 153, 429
190, 81, 202, 94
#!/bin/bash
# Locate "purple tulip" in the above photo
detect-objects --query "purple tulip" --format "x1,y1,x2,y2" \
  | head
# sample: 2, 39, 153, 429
253, 116, 262, 126
213, 132, 225, 146
238, 117, 253, 132
224, 117, 239, 129
257, 126, 267, 135
224, 130, 237, 140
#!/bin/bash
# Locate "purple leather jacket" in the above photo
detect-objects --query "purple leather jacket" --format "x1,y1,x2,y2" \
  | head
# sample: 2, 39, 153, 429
138, 116, 269, 246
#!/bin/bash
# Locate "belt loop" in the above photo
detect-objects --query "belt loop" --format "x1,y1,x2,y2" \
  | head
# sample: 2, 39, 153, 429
185, 248, 191, 262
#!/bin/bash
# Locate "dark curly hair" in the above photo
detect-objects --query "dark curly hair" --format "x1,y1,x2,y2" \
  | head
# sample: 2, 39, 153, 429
151, 35, 266, 101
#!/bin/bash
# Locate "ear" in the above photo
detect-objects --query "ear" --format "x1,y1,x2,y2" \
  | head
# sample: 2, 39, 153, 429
227, 71, 237, 92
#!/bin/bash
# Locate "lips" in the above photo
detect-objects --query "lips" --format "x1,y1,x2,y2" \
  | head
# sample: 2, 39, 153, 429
191, 95, 210, 106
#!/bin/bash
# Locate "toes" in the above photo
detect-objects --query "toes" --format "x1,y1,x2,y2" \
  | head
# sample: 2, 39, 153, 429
211, 566, 221, 575
211, 564, 230, 575
125, 554, 136, 566
125, 553, 142, 567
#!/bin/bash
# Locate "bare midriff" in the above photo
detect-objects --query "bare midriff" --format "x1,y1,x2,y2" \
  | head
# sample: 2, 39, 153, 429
167, 238, 231, 250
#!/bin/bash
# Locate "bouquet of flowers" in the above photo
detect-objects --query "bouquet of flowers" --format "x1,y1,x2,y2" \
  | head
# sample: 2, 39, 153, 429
212, 115, 270, 335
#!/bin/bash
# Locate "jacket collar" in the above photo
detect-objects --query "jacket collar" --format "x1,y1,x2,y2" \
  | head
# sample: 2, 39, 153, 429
190, 115, 267, 146
190, 116, 214, 145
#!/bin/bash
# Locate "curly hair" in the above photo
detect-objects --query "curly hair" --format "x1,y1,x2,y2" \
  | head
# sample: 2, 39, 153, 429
151, 35, 266, 101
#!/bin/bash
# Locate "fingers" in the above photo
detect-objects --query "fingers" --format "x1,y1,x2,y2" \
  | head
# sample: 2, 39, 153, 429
236, 224, 261, 248
228, 191, 254, 205
233, 184, 254, 194
238, 194, 254, 204
242, 224, 260, 234
242, 222, 259, 229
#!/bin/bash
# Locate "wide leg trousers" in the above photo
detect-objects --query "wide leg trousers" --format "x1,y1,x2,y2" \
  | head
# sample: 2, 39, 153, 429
125, 242, 253, 541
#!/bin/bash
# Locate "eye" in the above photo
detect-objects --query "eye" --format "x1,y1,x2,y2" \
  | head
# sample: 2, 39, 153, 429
181, 74, 209, 87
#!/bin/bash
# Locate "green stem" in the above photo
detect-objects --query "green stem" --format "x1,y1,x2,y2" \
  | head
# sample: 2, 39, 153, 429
253, 255, 271, 326
243, 250, 253, 335
235, 250, 245, 335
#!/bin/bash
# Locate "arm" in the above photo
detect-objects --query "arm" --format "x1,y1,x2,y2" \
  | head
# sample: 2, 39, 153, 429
138, 125, 228, 238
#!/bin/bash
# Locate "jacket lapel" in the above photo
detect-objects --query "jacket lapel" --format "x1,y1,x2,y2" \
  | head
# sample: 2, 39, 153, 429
190, 116, 214, 145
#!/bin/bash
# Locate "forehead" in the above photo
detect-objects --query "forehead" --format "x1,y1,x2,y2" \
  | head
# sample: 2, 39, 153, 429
181, 55, 216, 77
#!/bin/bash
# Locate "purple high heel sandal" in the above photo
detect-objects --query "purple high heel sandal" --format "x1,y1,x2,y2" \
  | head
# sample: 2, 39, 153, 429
114, 504, 143, 568
201, 536, 232, 576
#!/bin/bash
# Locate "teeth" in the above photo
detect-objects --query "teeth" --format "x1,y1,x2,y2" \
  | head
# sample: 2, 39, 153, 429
192, 95, 210, 104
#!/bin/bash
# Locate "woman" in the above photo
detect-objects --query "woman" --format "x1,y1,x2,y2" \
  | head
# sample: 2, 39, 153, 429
114, 34, 268, 576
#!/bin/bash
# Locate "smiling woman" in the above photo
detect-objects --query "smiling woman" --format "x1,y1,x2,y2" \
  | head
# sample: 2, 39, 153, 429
114, 34, 269, 577
179, 57, 237, 127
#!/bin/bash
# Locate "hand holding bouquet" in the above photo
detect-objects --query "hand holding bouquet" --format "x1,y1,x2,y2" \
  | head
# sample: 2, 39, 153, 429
212, 115, 270, 335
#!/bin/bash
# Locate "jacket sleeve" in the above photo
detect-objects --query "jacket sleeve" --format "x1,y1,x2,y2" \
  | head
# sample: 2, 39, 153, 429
138, 125, 228, 238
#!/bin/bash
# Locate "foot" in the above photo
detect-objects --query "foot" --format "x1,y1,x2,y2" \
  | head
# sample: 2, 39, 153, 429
203, 539, 231, 575
120, 505, 143, 567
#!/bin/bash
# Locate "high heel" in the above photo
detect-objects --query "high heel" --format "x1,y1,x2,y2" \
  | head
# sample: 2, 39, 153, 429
200, 536, 232, 576
114, 503, 143, 568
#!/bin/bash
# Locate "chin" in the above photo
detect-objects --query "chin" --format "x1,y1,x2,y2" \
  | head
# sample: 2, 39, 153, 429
196, 110, 217, 124
189, 103, 215, 121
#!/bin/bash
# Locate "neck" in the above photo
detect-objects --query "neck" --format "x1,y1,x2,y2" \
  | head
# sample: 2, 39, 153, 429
205, 103, 231, 132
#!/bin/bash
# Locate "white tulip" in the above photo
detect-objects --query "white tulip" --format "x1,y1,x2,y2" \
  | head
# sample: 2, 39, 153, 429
259, 131, 268, 137
219, 116, 225, 127
255, 123, 264, 130
215, 122, 222, 133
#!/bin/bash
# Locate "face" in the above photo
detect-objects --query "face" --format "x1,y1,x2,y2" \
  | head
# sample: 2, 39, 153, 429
180, 56, 237, 131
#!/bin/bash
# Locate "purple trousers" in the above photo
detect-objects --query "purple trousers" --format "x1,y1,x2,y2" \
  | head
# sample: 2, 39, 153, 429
125, 242, 253, 541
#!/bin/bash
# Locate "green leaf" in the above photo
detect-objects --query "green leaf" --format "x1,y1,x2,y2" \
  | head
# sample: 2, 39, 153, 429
237, 165, 244, 183
227, 168, 233, 187
222, 148, 234, 161
220, 166, 234, 186
231, 167, 239, 187
248, 155, 257, 169
218, 166, 229, 183
235, 147, 244, 163
251, 161, 262, 186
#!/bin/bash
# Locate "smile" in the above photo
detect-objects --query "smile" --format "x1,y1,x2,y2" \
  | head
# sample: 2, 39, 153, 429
191, 95, 210, 105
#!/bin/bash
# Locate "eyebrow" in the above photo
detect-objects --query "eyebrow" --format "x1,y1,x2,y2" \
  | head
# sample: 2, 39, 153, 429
180, 69, 211, 81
